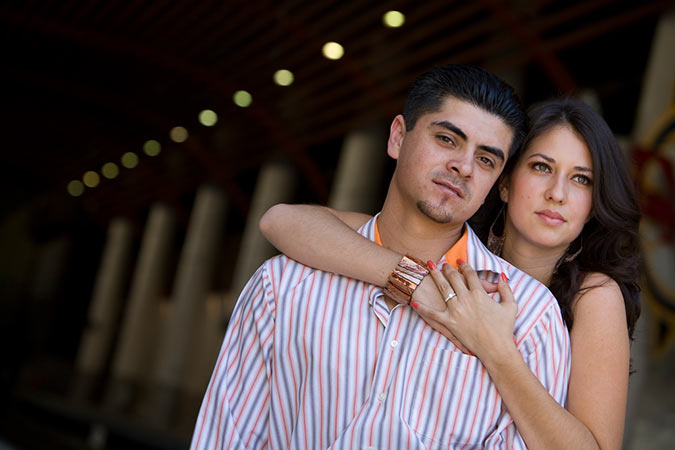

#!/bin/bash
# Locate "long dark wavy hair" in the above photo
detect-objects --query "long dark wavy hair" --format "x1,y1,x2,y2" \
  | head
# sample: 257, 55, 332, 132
470, 98, 641, 338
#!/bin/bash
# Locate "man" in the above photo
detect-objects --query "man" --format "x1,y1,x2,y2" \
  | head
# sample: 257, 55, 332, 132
191, 65, 570, 449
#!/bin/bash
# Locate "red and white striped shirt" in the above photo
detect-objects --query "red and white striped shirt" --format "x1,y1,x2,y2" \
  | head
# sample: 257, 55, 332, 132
191, 217, 570, 449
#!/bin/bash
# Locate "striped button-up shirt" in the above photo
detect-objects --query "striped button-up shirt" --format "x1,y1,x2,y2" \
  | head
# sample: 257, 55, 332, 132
191, 217, 570, 450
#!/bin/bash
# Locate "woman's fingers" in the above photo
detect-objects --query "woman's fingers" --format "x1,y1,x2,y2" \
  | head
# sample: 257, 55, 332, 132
441, 263, 470, 297
497, 272, 517, 309
480, 278, 499, 293
455, 260, 485, 292
412, 301, 472, 354
426, 260, 456, 305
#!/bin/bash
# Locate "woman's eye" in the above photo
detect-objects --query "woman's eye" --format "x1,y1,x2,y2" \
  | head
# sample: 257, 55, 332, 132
573, 174, 592, 185
532, 162, 551, 173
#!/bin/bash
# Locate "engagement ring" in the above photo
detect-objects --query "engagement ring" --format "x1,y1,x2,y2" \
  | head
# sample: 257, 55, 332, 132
444, 292, 457, 303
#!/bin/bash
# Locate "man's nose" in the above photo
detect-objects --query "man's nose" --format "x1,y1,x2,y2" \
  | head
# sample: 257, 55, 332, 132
447, 151, 473, 178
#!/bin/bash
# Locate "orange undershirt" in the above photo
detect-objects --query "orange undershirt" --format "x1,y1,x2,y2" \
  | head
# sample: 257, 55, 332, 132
373, 218, 468, 268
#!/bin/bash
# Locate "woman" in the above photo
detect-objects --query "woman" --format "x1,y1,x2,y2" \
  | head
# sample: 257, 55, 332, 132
259, 98, 640, 450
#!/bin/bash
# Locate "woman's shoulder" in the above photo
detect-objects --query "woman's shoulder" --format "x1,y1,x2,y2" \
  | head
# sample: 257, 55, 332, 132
579, 271, 617, 290
572, 272, 624, 321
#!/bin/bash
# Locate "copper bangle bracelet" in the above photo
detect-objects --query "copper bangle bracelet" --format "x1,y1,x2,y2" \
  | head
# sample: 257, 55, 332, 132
383, 254, 429, 305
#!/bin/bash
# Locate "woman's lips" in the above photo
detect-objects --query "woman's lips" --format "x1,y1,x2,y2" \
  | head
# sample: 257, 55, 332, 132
536, 209, 566, 225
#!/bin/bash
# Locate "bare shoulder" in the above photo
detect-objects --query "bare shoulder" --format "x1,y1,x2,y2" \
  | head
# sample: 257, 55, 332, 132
572, 272, 626, 331
580, 271, 616, 288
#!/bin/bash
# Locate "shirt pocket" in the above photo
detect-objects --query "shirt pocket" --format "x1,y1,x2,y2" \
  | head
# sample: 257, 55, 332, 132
407, 346, 500, 447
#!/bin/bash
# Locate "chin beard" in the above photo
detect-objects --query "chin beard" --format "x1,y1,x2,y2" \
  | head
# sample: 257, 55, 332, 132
417, 200, 455, 224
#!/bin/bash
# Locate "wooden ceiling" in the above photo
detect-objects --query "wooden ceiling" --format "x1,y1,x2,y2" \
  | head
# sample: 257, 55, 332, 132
1, 0, 671, 229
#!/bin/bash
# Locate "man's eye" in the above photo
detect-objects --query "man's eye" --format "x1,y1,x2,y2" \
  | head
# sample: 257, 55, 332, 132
436, 135, 454, 145
478, 156, 494, 168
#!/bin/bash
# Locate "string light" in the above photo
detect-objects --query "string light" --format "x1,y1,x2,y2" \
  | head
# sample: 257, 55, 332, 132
383, 11, 405, 28
233, 90, 252, 107
322, 42, 344, 60
143, 140, 161, 156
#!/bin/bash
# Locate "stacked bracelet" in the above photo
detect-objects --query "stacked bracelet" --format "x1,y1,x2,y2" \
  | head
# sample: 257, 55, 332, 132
383, 254, 430, 305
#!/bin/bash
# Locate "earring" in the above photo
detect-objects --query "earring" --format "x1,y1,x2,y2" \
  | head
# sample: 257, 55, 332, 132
554, 237, 583, 272
487, 204, 506, 256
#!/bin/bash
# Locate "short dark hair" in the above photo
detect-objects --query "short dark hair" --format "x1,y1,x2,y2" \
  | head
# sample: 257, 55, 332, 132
402, 64, 527, 159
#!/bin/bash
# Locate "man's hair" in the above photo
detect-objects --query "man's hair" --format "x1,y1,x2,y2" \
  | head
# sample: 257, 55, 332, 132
402, 64, 527, 159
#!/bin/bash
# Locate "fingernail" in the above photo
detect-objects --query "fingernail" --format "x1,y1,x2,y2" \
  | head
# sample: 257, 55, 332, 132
410, 301, 419, 310
501, 272, 509, 282
442, 263, 448, 269
427, 260, 436, 270
456, 258, 465, 266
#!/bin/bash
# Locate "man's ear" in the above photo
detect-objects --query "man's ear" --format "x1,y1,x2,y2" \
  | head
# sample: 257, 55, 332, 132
387, 115, 406, 160
498, 177, 509, 203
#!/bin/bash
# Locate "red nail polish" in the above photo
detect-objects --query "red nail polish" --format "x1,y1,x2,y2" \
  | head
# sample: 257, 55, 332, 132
427, 260, 436, 270
456, 258, 465, 266
501, 272, 508, 282
410, 301, 419, 310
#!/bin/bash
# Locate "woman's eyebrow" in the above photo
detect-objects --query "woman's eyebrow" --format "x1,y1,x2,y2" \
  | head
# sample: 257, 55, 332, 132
529, 153, 592, 172
529, 152, 554, 162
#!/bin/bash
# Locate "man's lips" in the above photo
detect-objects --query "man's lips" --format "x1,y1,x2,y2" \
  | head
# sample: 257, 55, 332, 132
536, 209, 566, 225
434, 180, 464, 198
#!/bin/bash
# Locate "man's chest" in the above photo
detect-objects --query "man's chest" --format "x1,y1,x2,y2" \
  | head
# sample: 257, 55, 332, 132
268, 277, 503, 447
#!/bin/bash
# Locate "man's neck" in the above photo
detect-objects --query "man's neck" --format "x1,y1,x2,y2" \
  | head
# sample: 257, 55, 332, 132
378, 202, 464, 262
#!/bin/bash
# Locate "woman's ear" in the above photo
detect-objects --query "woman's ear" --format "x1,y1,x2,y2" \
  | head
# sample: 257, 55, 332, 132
498, 178, 509, 203
387, 115, 406, 159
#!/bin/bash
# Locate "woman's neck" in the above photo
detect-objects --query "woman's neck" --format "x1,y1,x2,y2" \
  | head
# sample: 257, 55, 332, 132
501, 235, 565, 287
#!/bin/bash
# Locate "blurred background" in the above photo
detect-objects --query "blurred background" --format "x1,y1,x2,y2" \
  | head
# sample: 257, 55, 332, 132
0, 1, 674, 449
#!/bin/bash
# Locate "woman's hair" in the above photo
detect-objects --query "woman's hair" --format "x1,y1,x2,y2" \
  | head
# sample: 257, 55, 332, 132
470, 98, 641, 338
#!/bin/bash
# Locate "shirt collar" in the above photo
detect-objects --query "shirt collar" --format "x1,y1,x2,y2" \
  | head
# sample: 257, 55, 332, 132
362, 214, 511, 280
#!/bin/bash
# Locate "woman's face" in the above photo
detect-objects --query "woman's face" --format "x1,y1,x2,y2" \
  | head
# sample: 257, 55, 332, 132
502, 125, 594, 254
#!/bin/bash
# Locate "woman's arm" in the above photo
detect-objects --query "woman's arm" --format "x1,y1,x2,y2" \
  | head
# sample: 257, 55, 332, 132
259, 203, 399, 286
419, 264, 627, 450
566, 273, 630, 450
259, 203, 469, 352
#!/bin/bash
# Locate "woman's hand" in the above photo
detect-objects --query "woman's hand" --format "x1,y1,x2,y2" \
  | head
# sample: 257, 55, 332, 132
410, 275, 472, 354
412, 260, 518, 362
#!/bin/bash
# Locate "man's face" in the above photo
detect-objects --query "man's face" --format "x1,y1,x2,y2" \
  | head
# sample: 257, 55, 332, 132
388, 97, 514, 225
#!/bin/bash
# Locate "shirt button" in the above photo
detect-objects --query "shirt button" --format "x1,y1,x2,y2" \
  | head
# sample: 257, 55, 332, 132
377, 392, 386, 402
366, 447, 374, 450
390, 340, 398, 348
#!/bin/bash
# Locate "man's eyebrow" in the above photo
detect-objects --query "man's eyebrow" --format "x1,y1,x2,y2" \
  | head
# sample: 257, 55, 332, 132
478, 145, 505, 163
430, 120, 467, 141
432, 120, 505, 163
529, 153, 592, 172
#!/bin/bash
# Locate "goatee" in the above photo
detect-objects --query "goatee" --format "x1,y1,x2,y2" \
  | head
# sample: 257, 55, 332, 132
417, 200, 455, 224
